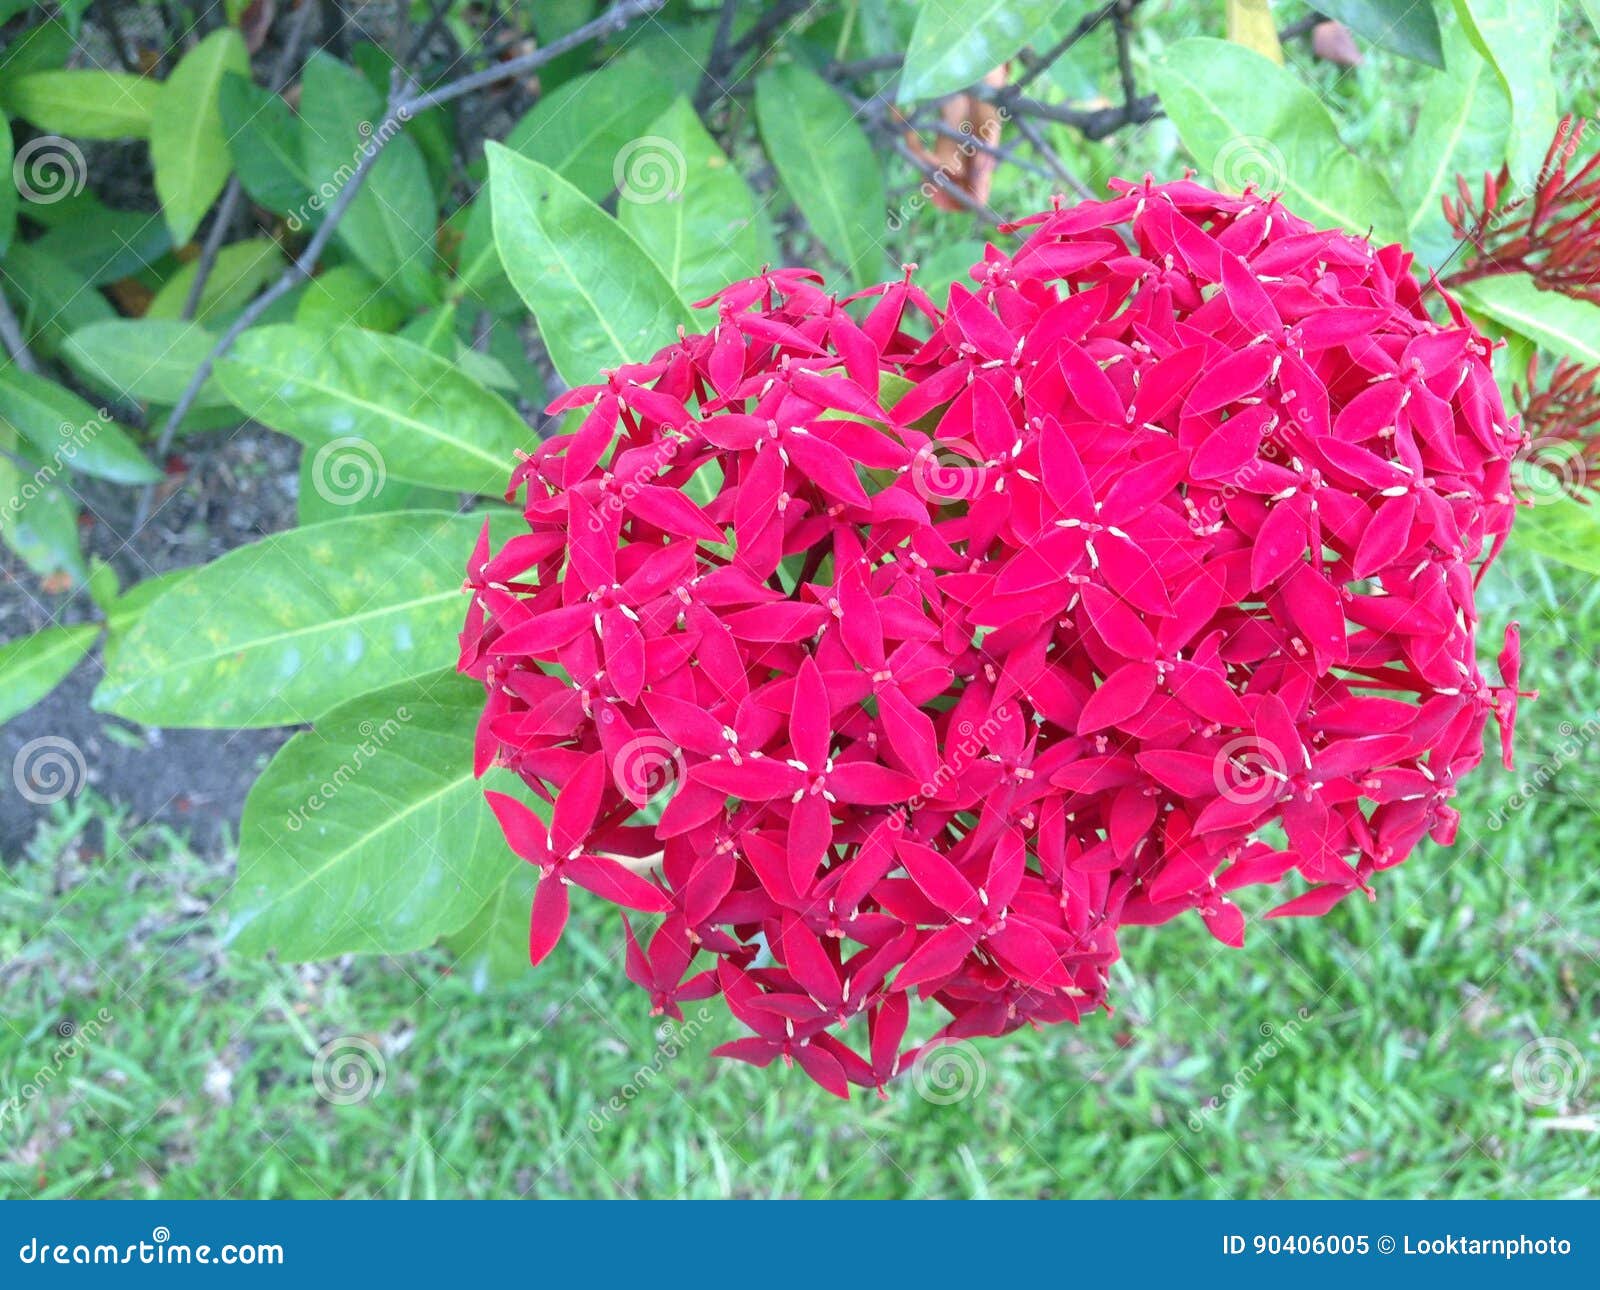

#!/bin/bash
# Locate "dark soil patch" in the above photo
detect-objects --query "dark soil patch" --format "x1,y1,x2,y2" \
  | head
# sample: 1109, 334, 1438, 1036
1, 428, 303, 853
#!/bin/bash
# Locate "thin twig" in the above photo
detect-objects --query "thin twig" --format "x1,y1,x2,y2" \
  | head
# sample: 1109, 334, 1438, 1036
891, 138, 1002, 225
918, 116, 1050, 179
180, 180, 243, 320
400, 0, 663, 115
1112, 2, 1138, 112
1008, 0, 1119, 97
694, 0, 739, 112
1007, 112, 1093, 200
0, 289, 40, 375
993, 92, 1160, 140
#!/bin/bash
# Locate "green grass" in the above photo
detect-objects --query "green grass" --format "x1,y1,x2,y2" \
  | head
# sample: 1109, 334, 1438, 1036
2, 545, 1595, 1199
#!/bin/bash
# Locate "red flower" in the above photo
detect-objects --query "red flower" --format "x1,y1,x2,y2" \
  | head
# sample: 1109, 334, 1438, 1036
461, 178, 1524, 1096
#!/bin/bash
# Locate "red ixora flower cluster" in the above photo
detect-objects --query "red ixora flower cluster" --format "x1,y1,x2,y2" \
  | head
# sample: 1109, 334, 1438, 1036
460, 176, 1527, 1098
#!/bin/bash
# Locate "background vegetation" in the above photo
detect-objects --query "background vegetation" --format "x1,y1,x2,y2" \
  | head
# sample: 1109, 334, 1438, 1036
1, 0, 1597, 1197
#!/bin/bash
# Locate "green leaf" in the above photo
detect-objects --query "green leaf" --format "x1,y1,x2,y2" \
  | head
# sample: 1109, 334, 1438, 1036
0, 19, 74, 78
1397, 25, 1511, 270
99, 566, 192, 677
93, 510, 487, 728
31, 201, 172, 284
145, 237, 283, 325
1505, 491, 1600, 577
502, 52, 680, 202
1449, 0, 1558, 181
216, 324, 528, 496
296, 454, 458, 526
0, 241, 114, 357
1152, 38, 1405, 243
150, 28, 249, 244
219, 73, 311, 216
231, 672, 520, 960
898, 0, 1062, 102
0, 623, 98, 725
755, 63, 887, 289
1312, 0, 1444, 66
293, 264, 405, 332
0, 70, 161, 138
618, 97, 762, 307
299, 52, 437, 307
487, 144, 690, 387
444, 864, 539, 989
1583, 0, 1600, 36
0, 114, 14, 257
62, 319, 229, 409
0, 365, 159, 484
1456, 275, 1600, 367
0, 431, 86, 587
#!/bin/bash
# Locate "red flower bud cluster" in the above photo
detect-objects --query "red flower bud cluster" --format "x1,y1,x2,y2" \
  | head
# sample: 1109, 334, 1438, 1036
460, 177, 1525, 1097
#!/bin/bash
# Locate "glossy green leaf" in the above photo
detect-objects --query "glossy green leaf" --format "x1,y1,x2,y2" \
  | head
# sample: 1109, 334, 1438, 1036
1398, 25, 1511, 270
488, 143, 690, 386
1, 70, 161, 138
94, 510, 486, 728
296, 454, 458, 526
145, 237, 283, 325
0, 19, 73, 78
232, 672, 521, 959
299, 52, 437, 307
31, 202, 172, 284
1153, 38, 1405, 243
1450, 0, 1557, 181
1505, 491, 1600, 576
99, 566, 192, 677
502, 52, 680, 202
898, 0, 1062, 102
1312, 0, 1444, 66
755, 63, 887, 289
219, 72, 311, 217
62, 319, 229, 409
0, 365, 159, 484
0, 430, 86, 587
293, 264, 405, 332
619, 97, 761, 307
217, 324, 527, 495
150, 28, 248, 244
1457, 275, 1600, 367
0, 623, 98, 725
